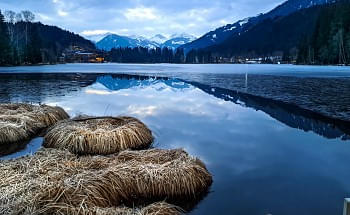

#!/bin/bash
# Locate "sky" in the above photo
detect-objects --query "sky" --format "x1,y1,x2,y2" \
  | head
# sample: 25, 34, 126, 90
0, 0, 284, 39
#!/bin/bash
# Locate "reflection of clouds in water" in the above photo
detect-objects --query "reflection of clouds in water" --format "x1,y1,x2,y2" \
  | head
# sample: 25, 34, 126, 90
85, 89, 115, 95
45, 78, 251, 123
163, 139, 212, 166
127, 105, 158, 117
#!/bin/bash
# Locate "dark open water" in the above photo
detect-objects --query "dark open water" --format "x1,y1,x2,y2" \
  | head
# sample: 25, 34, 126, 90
1, 64, 350, 215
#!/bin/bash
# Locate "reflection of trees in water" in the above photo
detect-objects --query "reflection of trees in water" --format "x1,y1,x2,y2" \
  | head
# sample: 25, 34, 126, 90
189, 81, 350, 141
175, 73, 350, 122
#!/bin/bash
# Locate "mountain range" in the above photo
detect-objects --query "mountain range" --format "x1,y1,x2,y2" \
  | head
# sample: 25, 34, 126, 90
94, 33, 196, 51
181, 0, 336, 51
93, 0, 336, 53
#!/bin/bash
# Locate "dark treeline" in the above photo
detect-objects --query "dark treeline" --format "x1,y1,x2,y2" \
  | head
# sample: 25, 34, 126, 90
0, 10, 95, 66
297, 0, 350, 65
107, 47, 216, 63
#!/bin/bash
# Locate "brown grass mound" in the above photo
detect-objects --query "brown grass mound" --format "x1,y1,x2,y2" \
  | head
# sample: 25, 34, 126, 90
38, 149, 212, 213
0, 148, 211, 215
0, 103, 69, 145
43, 117, 154, 155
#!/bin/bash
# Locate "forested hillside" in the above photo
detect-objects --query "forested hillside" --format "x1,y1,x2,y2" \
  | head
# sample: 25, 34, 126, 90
181, 0, 333, 51
207, 6, 321, 59
0, 10, 95, 66
201, 0, 350, 65
297, 0, 350, 64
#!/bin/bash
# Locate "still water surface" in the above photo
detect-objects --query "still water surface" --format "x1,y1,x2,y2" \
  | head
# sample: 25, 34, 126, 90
0, 64, 350, 215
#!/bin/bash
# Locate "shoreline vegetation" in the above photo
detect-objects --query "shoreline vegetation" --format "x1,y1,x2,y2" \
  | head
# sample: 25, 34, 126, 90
0, 103, 213, 215
44, 116, 154, 155
0, 104, 69, 145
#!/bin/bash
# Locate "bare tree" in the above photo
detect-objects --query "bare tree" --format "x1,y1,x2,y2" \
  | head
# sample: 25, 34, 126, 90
15, 13, 23, 23
21, 11, 35, 49
21, 10, 35, 22
4, 10, 15, 23
4, 10, 16, 44
14, 13, 23, 63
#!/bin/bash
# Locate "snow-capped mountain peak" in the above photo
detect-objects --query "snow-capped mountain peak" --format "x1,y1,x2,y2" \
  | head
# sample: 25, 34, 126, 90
162, 33, 197, 49
129, 35, 148, 41
96, 33, 196, 50
149, 34, 168, 44
170, 33, 196, 41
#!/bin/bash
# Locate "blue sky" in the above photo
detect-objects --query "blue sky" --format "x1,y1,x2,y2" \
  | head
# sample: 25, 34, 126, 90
0, 0, 284, 38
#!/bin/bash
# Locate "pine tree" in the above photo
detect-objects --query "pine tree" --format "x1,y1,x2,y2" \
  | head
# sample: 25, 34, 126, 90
345, 33, 350, 65
27, 24, 42, 64
297, 36, 309, 64
0, 10, 12, 65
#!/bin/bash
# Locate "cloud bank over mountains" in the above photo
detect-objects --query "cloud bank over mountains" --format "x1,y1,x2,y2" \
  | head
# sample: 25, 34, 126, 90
0, 0, 284, 38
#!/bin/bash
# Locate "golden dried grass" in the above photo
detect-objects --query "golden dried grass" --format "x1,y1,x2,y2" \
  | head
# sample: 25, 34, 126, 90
38, 149, 212, 213
35, 202, 182, 215
0, 104, 69, 145
43, 117, 154, 155
0, 148, 211, 215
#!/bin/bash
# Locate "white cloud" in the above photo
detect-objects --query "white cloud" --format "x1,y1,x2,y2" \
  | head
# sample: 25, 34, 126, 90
37, 13, 53, 21
124, 7, 158, 20
57, 9, 68, 16
144, 26, 155, 32
81, 30, 111, 36
57, 11, 68, 17
120, 29, 129, 33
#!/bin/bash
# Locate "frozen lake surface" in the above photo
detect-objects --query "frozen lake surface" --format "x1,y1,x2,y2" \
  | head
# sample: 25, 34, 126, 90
0, 64, 350, 215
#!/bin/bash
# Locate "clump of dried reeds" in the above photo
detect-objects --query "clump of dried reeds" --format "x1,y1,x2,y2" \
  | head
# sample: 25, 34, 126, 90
43, 117, 154, 155
37, 149, 212, 213
0, 148, 210, 215
0, 103, 69, 145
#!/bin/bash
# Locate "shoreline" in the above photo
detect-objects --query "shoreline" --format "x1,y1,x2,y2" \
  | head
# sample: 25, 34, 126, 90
1, 62, 350, 67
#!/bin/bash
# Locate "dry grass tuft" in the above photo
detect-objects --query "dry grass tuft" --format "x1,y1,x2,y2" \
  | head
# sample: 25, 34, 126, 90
38, 149, 212, 213
43, 117, 154, 155
34, 202, 182, 215
0, 103, 69, 145
0, 148, 211, 215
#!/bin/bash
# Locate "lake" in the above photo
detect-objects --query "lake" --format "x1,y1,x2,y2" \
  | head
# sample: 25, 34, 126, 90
1, 64, 350, 215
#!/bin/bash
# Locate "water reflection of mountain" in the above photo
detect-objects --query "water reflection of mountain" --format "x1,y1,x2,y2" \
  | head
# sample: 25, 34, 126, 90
96, 75, 191, 91
188, 81, 350, 141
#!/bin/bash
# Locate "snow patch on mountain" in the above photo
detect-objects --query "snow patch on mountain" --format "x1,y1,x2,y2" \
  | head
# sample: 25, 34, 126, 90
162, 33, 197, 49
149, 34, 168, 44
